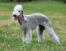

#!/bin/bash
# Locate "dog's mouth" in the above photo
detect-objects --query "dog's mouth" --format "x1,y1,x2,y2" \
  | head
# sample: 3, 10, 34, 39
14, 16, 17, 20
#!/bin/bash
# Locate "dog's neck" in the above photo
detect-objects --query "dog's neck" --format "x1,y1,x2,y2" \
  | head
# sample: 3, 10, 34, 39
18, 11, 25, 25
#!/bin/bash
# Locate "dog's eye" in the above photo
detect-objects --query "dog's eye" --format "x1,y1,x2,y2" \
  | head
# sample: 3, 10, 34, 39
18, 11, 20, 12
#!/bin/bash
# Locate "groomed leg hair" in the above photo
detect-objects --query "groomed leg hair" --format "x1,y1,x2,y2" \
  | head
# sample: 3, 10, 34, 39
37, 25, 45, 42
22, 29, 32, 43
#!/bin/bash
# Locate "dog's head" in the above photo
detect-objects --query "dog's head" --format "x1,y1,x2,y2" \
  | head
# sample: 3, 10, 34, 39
12, 5, 23, 21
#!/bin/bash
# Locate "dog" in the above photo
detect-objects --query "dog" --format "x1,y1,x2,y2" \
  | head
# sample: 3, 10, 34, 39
12, 5, 60, 44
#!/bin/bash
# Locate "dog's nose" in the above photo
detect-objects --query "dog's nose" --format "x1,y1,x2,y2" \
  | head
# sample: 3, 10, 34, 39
13, 15, 16, 17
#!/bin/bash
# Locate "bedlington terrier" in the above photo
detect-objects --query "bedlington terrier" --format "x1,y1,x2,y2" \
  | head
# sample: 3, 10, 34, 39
12, 5, 60, 44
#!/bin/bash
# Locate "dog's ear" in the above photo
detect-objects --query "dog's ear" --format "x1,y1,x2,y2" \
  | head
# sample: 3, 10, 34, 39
21, 11, 23, 14
21, 11, 24, 18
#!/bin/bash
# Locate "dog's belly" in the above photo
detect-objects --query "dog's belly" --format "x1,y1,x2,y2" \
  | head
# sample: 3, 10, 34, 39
28, 22, 39, 30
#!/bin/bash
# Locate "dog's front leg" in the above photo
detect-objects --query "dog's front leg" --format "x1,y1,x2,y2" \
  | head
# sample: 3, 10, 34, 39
22, 31, 26, 44
22, 29, 32, 44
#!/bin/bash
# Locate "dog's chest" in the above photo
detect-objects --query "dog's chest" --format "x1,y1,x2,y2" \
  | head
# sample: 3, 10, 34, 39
20, 22, 28, 30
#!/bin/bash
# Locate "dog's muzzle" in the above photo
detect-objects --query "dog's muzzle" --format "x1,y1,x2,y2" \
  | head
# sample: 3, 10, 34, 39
13, 15, 18, 21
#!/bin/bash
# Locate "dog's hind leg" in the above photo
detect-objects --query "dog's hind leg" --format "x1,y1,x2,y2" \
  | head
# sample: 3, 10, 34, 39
45, 22, 60, 44
37, 25, 45, 42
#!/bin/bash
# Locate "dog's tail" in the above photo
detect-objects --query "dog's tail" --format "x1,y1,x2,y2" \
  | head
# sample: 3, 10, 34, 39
45, 20, 60, 44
